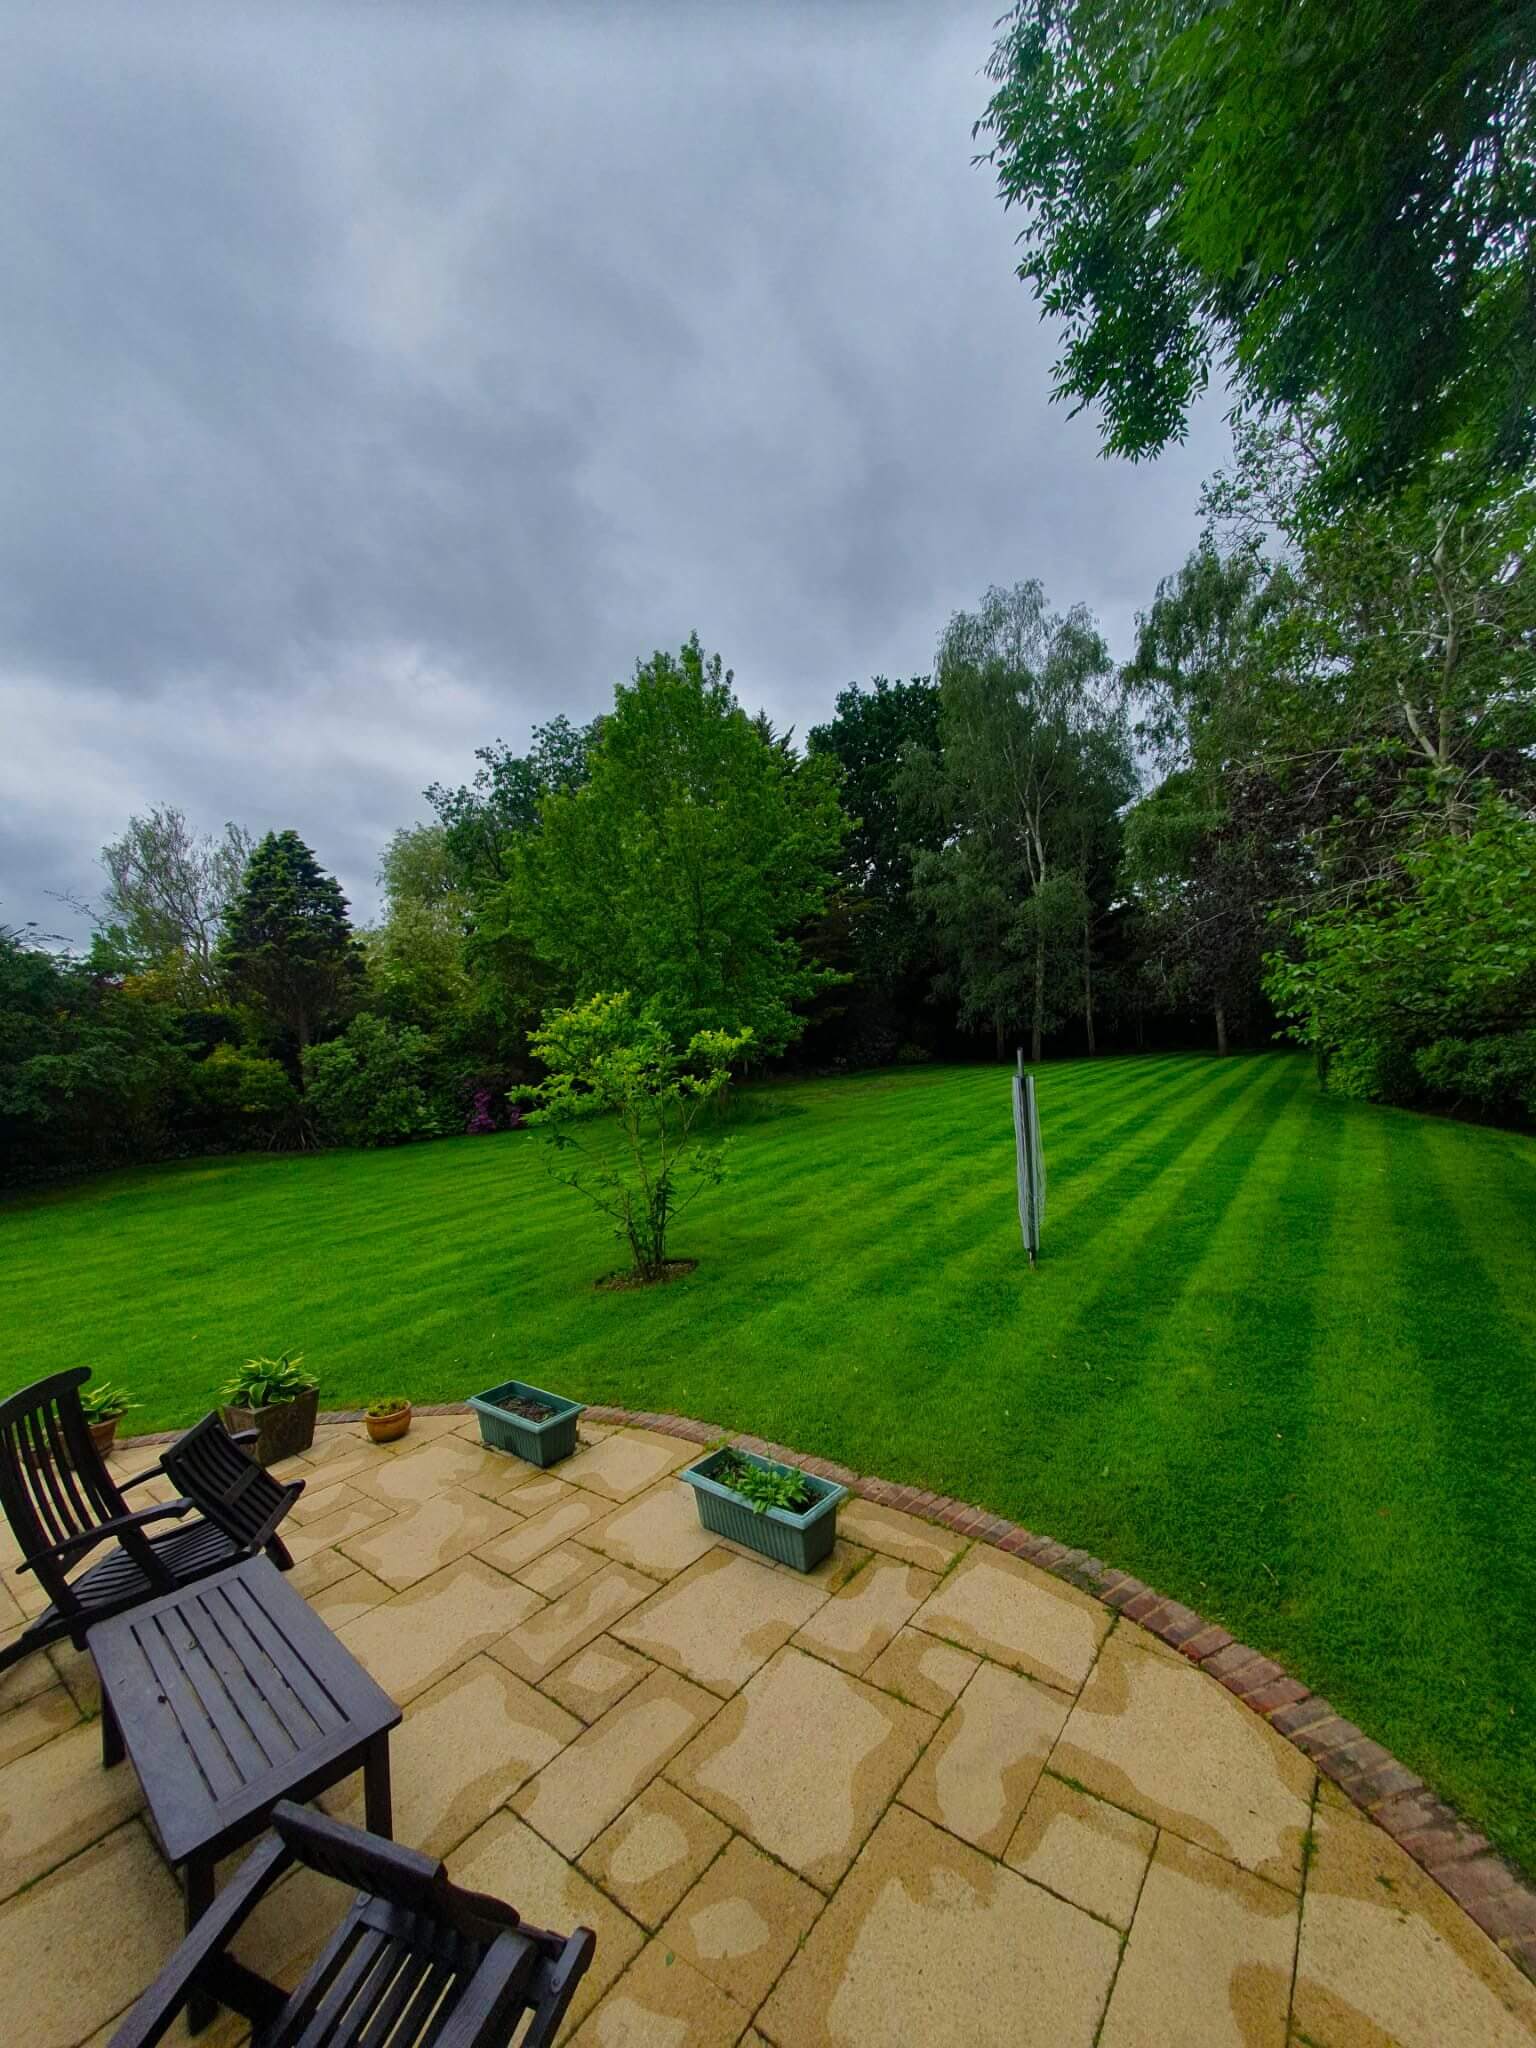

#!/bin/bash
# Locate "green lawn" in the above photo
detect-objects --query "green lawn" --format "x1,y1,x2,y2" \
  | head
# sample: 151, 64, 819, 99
4, 1053, 1535, 1872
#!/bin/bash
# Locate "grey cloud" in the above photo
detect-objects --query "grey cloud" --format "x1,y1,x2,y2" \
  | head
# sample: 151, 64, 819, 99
1, 0, 1228, 938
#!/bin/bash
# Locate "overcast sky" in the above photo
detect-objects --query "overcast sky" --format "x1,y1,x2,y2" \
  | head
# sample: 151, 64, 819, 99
2, 0, 1228, 941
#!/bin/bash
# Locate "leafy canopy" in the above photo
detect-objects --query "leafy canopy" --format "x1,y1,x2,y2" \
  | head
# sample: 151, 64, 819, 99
507, 635, 848, 1056
217, 830, 362, 1056
529, 990, 751, 1282
977, 0, 1536, 495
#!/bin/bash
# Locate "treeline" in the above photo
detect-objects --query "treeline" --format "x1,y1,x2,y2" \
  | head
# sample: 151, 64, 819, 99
5, 413, 1533, 1187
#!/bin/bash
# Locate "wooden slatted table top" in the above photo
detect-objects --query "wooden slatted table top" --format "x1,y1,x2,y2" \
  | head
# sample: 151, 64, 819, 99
87, 1556, 400, 1866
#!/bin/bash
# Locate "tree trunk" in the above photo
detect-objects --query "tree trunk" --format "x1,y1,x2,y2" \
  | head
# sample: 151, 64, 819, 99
1214, 1003, 1229, 1056
1031, 931, 1045, 1064
1082, 920, 1096, 1055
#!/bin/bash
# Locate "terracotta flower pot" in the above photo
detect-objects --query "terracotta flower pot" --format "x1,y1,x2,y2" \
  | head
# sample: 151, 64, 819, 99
222, 1386, 319, 1467
88, 1416, 121, 1460
365, 1404, 412, 1444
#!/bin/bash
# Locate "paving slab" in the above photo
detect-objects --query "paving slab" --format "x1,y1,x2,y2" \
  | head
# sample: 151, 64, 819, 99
285, 1477, 366, 1525
286, 1544, 359, 1599
284, 1492, 393, 1562
1003, 1772, 1156, 1930
1291, 1796, 1536, 2048
350, 1431, 516, 1509
336, 1553, 544, 1703
0, 1821, 185, 2048
555, 1429, 697, 1502
862, 1626, 979, 1717
898, 1659, 1069, 1857
579, 1778, 731, 1929
565, 1936, 750, 2047
475, 1493, 609, 1574
516, 1541, 608, 1600
659, 1833, 824, 2012
0, 1719, 144, 1900
337, 1482, 520, 1590
0, 1631, 62, 1712
1097, 1832, 1297, 2048
303, 1565, 394, 1632
612, 1548, 827, 1697
490, 1562, 656, 1685
583, 1479, 719, 1578
514, 1666, 719, 1858
0, 1681, 79, 1769
790, 1555, 938, 1675
540, 1635, 655, 1723
836, 1497, 966, 1573
668, 1645, 934, 1891
908, 1544, 1109, 1694
758, 1801, 1120, 2047
1051, 1630, 1315, 1889
497, 1470, 581, 1515
448, 1809, 645, 2038
324, 1654, 580, 1857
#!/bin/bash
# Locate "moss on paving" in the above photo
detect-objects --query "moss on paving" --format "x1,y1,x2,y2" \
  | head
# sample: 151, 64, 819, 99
4, 1052, 1534, 1874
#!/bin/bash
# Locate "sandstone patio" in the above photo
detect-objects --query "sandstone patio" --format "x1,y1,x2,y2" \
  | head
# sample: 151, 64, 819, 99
1, 1414, 1532, 2047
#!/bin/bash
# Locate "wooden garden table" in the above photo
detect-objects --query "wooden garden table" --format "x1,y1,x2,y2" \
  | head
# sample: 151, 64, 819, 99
89, 1555, 399, 2029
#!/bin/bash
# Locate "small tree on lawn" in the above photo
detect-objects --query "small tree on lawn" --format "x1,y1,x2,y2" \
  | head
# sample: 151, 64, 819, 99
217, 831, 363, 1063
530, 991, 751, 1283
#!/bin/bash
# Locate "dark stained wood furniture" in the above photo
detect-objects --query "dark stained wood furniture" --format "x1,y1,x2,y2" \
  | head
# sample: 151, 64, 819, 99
89, 1556, 401, 2032
108, 1801, 596, 2048
0, 1369, 303, 1675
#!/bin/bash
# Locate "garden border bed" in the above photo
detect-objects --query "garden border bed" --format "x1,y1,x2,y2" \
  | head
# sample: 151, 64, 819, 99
118, 1400, 1536, 1981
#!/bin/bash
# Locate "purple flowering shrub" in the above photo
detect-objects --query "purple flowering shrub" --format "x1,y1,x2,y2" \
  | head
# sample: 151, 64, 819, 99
465, 1090, 496, 1135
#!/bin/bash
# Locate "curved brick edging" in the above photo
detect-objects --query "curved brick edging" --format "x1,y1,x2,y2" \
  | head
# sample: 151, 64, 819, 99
119, 1399, 1536, 1979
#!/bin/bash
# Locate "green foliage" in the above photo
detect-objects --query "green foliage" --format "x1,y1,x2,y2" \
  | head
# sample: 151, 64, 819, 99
301, 1013, 441, 1147
425, 716, 594, 891
1268, 800, 1536, 1111
710, 1447, 814, 1515
506, 636, 849, 1057
223, 1351, 315, 1409
184, 1044, 299, 1132
79, 1378, 135, 1424
977, 0, 1536, 496
910, 583, 1134, 1057
366, 1395, 410, 1417
99, 807, 252, 1000
217, 830, 363, 1058
530, 990, 751, 1280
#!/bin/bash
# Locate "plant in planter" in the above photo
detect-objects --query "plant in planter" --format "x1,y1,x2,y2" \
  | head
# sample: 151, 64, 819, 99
681, 1444, 846, 1572
365, 1396, 412, 1444
467, 1378, 585, 1467
221, 1351, 319, 1467
79, 1378, 136, 1459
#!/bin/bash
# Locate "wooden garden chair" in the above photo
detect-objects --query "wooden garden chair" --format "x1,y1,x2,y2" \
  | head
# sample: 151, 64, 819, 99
108, 1801, 596, 2047
0, 1367, 303, 1675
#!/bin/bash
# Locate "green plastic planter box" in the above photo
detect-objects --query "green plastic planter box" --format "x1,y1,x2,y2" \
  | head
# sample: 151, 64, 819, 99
680, 1447, 846, 1572
467, 1378, 584, 1466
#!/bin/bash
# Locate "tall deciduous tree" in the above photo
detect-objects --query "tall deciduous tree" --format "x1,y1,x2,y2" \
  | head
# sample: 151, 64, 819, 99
98, 806, 252, 998
217, 831, 362, 1061
976, 0, 1536, 496
910, 583, 1132, 1060
505, 636, 848, 1055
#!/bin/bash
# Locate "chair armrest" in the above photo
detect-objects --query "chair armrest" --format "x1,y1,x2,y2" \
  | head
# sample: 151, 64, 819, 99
431, 1930, 543, 2048
226, 1428, 260, 1448
107, 1833, 294, 2048
116, 1457, 171, 1491
17, 1497, 195, 1576
517, 1927, 598, 2048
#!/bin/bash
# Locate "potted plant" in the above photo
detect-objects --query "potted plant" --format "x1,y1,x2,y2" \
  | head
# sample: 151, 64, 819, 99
365, 1396, 412, 1444
221, 1351, 319, 1466
467, 1378, 584, 1467
680, 1444, 846, 1573
79, 1379, 135, 1460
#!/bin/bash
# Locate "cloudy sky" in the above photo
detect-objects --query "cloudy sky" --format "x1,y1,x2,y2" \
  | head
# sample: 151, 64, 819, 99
2, 0, 1228, 940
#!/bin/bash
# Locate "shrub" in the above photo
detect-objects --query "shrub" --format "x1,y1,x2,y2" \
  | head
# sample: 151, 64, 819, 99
302, 1013, 440, 1147
223, 1351, 315, 1408
1414, 1031, 1536, 1119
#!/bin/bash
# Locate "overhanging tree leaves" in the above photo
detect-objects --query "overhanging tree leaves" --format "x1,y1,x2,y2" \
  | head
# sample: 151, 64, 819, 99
217, 831, 363, 1061
977, 0, 1536, 496
98, 806, 253, 1000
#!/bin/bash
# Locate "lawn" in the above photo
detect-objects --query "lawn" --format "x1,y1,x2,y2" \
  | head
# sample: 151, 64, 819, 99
4, 1052, 1535, 1874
